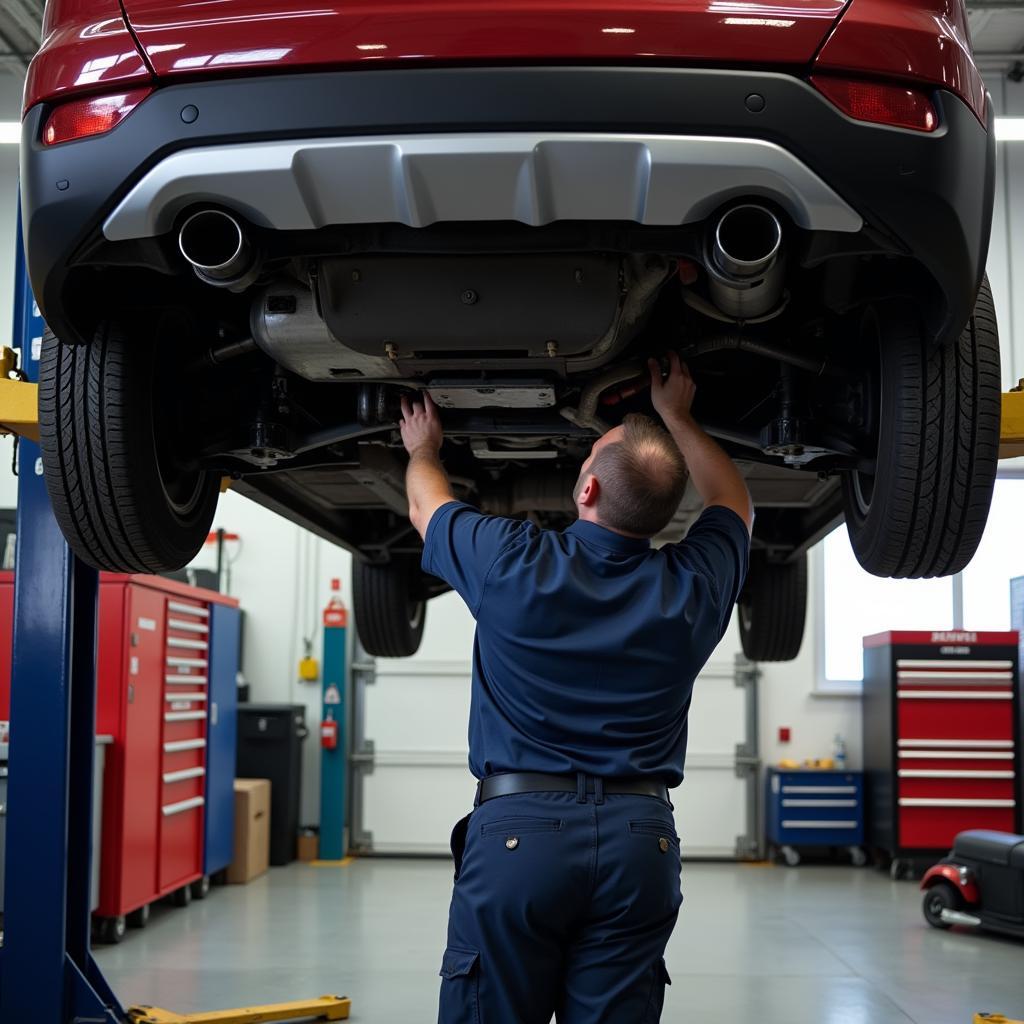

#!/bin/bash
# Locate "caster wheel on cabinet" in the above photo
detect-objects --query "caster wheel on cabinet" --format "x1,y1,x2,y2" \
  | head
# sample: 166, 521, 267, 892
782, 846, 801, 867
849, 847, 868, 867
95, 915, 126, 945
126, 903, 150, 929
171, 884, 192, 908
190, 875, 211, 900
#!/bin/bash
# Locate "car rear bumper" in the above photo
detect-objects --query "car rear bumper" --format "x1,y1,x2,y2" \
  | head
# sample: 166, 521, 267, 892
22, 65, 994, 345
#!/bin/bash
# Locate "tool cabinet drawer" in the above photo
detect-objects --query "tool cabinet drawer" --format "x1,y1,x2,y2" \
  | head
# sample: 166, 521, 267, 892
766, 770, 864, 847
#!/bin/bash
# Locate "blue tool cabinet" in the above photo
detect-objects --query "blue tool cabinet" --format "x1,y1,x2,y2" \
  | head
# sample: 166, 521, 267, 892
766, 768, 866, 866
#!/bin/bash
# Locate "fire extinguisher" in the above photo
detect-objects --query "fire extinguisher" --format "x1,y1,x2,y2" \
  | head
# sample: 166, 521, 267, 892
321, 713, 339, 750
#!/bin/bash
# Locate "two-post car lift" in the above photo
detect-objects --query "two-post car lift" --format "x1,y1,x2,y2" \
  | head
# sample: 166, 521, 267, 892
0, 222, 1021, 1021
0, 245, 348, 1024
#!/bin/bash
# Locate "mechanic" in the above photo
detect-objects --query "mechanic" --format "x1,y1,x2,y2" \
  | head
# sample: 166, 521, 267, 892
399, 353, 753, 1024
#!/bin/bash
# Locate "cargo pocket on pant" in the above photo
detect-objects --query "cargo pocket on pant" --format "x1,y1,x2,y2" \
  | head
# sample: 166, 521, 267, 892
438, 946, 480, 1024
643, 959, 672, 1022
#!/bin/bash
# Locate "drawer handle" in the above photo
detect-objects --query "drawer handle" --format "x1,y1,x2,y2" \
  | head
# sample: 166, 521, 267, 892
898, 769, 1015, 779
162, 796, 204, 816
167, 637, 209, 652
899, 751, 1014, 760
164, 693, 208, 702
781, 786, 857, 795
163, 738, 206, 752
897, 659, 1013, 669
164, 711, 206, 722
168, 601, 209, 618
168, 619, 210, 635
781, 799, 858, 808
898, 738, 1013, 749
166, 656, 208, 669
899, 797, 1016, 808
166, 676, 209, 685
780, 820, 858, 829
897, 671, 1013, 683
163, 767, 206, 783
897, 690, 1012, 700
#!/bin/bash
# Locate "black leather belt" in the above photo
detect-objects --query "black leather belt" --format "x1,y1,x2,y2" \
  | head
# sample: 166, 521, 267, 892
477, 772, 669, 805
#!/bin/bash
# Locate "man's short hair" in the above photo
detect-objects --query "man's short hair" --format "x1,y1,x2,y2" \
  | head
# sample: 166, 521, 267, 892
589, 414, 688, 538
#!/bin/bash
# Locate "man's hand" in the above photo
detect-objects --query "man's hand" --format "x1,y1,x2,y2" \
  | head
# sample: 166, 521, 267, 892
400, 392, 444, 456
648, 352, 696, 427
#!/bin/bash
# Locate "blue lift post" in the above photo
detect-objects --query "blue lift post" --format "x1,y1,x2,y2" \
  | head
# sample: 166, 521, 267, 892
0, 231, 123, 1023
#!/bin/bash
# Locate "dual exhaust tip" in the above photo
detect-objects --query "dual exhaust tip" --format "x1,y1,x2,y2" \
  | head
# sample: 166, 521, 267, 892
178, 209, 259, 290
180, 203, 784, 317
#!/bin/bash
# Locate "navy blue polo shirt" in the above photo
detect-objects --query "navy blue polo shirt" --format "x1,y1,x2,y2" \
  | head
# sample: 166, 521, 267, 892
422, 503, 750, 787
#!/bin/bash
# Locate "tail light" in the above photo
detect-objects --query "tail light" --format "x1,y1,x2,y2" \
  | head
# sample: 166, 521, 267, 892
810, 76, 938, 134
42, 88, 151, 146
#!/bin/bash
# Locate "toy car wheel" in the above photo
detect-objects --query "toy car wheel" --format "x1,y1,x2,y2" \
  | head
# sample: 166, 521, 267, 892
39, 320, 221, 573
190, 875, 211, 900
922, 882, 961, 929
737, 552, 807, 662
126, 903, 150, 929
842, 278, 1000, 578
353, 557, 427, 658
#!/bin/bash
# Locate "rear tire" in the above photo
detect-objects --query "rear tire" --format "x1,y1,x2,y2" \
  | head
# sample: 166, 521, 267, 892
842, 278, 1000, 578
737, 552, 807, 662
39, 320, 220, 573
353, 558, 427, 658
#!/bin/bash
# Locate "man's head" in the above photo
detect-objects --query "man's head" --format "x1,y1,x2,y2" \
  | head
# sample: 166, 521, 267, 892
573, 414, 688, 538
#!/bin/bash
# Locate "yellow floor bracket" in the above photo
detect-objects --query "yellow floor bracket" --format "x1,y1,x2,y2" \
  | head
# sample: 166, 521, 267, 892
974, 1015, 1024, 1024
127, 995, 351, 1024
1001, 382, 1024, 460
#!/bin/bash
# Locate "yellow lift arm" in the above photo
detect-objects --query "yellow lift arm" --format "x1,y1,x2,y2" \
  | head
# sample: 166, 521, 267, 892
127, 995, 351, 1024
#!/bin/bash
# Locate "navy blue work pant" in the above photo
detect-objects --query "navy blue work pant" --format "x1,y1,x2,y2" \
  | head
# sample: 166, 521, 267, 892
438, 789, 682, 1023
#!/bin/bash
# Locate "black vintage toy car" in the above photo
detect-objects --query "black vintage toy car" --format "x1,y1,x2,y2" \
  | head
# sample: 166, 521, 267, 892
921, 830, 1024, 939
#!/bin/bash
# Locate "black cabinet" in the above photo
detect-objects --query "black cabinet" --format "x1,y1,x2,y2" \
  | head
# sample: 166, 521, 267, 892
236, 704, 307, 866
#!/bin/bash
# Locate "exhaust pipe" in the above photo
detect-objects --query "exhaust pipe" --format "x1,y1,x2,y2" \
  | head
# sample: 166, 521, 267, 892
178, 210, 259, 290
705, 204, 785, 319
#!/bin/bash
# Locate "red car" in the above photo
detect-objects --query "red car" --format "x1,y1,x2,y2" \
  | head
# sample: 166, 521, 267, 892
22, 0, 1000, 660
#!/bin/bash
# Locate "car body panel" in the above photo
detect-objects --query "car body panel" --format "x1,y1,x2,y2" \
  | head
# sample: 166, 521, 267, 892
813, 0, 986, 123
24, 0, 152, 114
921, 862, 980, 904
113, 0, 848, 82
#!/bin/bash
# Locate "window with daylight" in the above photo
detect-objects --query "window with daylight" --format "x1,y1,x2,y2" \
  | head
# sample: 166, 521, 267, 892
818, 474, 1024, 687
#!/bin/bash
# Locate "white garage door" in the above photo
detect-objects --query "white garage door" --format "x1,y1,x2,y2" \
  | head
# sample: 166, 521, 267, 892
352, 592, 760, 858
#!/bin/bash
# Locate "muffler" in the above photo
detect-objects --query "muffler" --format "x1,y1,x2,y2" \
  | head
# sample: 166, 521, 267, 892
179, 209, 260, 291
705, 204, 785, 319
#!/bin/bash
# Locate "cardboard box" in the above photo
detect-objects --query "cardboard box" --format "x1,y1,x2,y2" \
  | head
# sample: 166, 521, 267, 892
228, 778, 271, 884
297, 830, 318, 862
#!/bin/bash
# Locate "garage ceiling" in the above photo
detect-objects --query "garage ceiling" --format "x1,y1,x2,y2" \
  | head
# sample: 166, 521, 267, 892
0, 1, 1022, 79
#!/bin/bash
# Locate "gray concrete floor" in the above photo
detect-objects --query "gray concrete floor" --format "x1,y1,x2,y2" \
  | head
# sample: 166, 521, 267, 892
96, 860, 1024, 1023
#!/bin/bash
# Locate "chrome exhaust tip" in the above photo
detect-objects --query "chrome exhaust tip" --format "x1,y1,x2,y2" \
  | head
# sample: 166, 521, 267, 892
706, 204, 785, 319
713, 204, 782, 280
178, 209, 257, 289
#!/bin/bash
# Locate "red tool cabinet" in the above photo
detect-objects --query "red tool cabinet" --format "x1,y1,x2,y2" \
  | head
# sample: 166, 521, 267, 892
863, 630, 1021, 874
0, 572, 239, 923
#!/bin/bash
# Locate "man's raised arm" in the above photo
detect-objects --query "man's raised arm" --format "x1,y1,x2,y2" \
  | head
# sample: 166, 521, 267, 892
649, 353, 754, 533
400, 392, 456, 540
